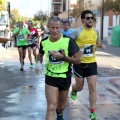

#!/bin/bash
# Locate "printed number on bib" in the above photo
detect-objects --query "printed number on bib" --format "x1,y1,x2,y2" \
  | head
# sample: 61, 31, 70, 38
81, 44, 94, 57
28, 39, 34, 45
18, 35, 24, 41
48, 49, 65, 64
28, 37, 36, 45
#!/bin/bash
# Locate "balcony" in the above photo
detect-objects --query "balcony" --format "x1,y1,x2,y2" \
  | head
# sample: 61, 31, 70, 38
52, 0, 62, 5
52, 9, 61, 16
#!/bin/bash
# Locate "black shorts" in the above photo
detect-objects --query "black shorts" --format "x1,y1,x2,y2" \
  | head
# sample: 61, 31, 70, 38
73, 62, 97, 78
17, 45, 28, 49
45, 75, 71, 91
28, 44, 37, 49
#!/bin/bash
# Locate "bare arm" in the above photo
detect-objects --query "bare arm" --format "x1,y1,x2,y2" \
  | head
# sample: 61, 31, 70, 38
12, 28, 21, 37
36, 52, 44, 64
96, 41, 105, 50
63, 51, 81, 64
0, 38, 8, 43
50, 51, 81, 64
35, 52, 44, 74
36, 35, 40, 49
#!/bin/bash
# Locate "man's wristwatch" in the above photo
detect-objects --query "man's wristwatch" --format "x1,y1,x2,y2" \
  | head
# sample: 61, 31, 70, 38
61, 55, 66, 61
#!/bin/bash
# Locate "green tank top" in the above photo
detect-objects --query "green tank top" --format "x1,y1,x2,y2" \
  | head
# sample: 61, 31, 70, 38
13, 27, 30, 46
42, 35, 70, 78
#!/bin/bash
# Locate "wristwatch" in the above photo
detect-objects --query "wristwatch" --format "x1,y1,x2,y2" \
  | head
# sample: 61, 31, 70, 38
61, 55, 66, 61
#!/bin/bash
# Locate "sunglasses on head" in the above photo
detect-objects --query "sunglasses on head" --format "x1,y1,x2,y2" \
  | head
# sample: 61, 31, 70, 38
85, 17, 94, 20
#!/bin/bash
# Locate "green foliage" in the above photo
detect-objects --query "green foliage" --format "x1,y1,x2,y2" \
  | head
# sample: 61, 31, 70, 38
34, 10, 49, 24
70, 0, 84, 19
104, 0, 120, 15
0, 0, 7, 10
10, 8, 20, 23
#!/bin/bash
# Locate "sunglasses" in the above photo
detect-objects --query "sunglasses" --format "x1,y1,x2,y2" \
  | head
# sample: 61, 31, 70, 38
85, 17, 94, 20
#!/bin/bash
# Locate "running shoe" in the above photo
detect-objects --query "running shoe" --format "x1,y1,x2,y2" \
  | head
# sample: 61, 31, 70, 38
30, 64, 33, 68
20, 65, 24, 71
71, 89, 77, 100
56, 113, 64, 120
89, 112, 98, 120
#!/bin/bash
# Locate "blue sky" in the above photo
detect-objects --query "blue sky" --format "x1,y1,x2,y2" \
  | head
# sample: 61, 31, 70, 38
7, 0, 51, 18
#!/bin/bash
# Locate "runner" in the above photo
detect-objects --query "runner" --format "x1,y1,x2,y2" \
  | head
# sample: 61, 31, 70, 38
70, 10, 105, 120
60, 20, 74, 36
12, 21, 31, 71
36, 16, 81, 120
27, 20, 39, 68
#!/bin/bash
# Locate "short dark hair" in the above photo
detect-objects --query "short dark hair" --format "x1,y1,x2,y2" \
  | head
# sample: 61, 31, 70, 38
18, 21, 23, 24
81, 10, 93, 19
62, 20, 70, 25
28, 20, 33, 25
47, 16, 62, 27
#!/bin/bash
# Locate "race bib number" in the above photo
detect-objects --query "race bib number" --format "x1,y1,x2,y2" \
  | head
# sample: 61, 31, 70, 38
27, 39, 34, 45
18, 35, 24, 41
48, 49, 65, 64
28, 37, 36, 45
80, 44, 94, 57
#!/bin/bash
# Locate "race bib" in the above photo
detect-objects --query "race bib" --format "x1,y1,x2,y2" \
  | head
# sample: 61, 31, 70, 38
18, 35, 24, 41
27, 39, 34, 45
27, 37, 36, 45
80, 44, 94, 57
48, 49, 65, 64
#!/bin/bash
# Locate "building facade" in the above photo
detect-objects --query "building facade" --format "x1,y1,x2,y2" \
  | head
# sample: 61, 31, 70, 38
51, 0, 120, 40
51, 0, 77, 17
51, 0, 67, 16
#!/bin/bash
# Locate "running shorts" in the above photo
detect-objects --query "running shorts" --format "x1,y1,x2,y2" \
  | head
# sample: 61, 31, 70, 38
17, 45, 28, 49
45, 75, 71, 91
73, 62, 97, 78
28, 44, 37, 49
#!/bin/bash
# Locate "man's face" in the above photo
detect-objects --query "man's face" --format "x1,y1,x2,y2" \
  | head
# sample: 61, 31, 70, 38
27, 23, 32, 28
48, 21, 61, 39
18, 22, 23, 28
82, 13, 94, 28
63, 23, 70, 31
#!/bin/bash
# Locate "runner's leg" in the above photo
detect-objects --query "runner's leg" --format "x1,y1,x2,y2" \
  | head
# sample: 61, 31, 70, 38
22, 47, 27, 65
18, 47, 23, 65
57, 89, 69, 113
87, 75, 97, 110
45, 84, 58, 120
72, 76, 84, 91
28, 46, 33, 65
33, 46, 37, 61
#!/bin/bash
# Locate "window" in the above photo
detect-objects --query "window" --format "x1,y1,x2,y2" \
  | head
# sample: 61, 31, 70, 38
54, 5, 60, 12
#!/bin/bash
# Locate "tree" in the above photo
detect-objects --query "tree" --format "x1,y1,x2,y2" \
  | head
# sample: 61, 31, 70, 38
98, 0, 120, 25
10, 8, 20, 23
108, 0, 120, 25
34, 10, 49, 26
0, 0, 7, 10
104, 0, 120, 14
70, 0, 84, 27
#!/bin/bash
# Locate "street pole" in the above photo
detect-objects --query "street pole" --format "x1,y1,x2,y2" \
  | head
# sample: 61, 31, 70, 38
68, 0, 69, 21
101, 0, 104, 40
7, 2, 10, 19
48, 0, 49, 17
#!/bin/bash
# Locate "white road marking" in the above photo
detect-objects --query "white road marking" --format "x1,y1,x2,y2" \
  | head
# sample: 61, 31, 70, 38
112, 65, 120, 69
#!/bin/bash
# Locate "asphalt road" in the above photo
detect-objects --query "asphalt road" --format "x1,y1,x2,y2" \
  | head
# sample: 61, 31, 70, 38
0, 41, 120, 120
